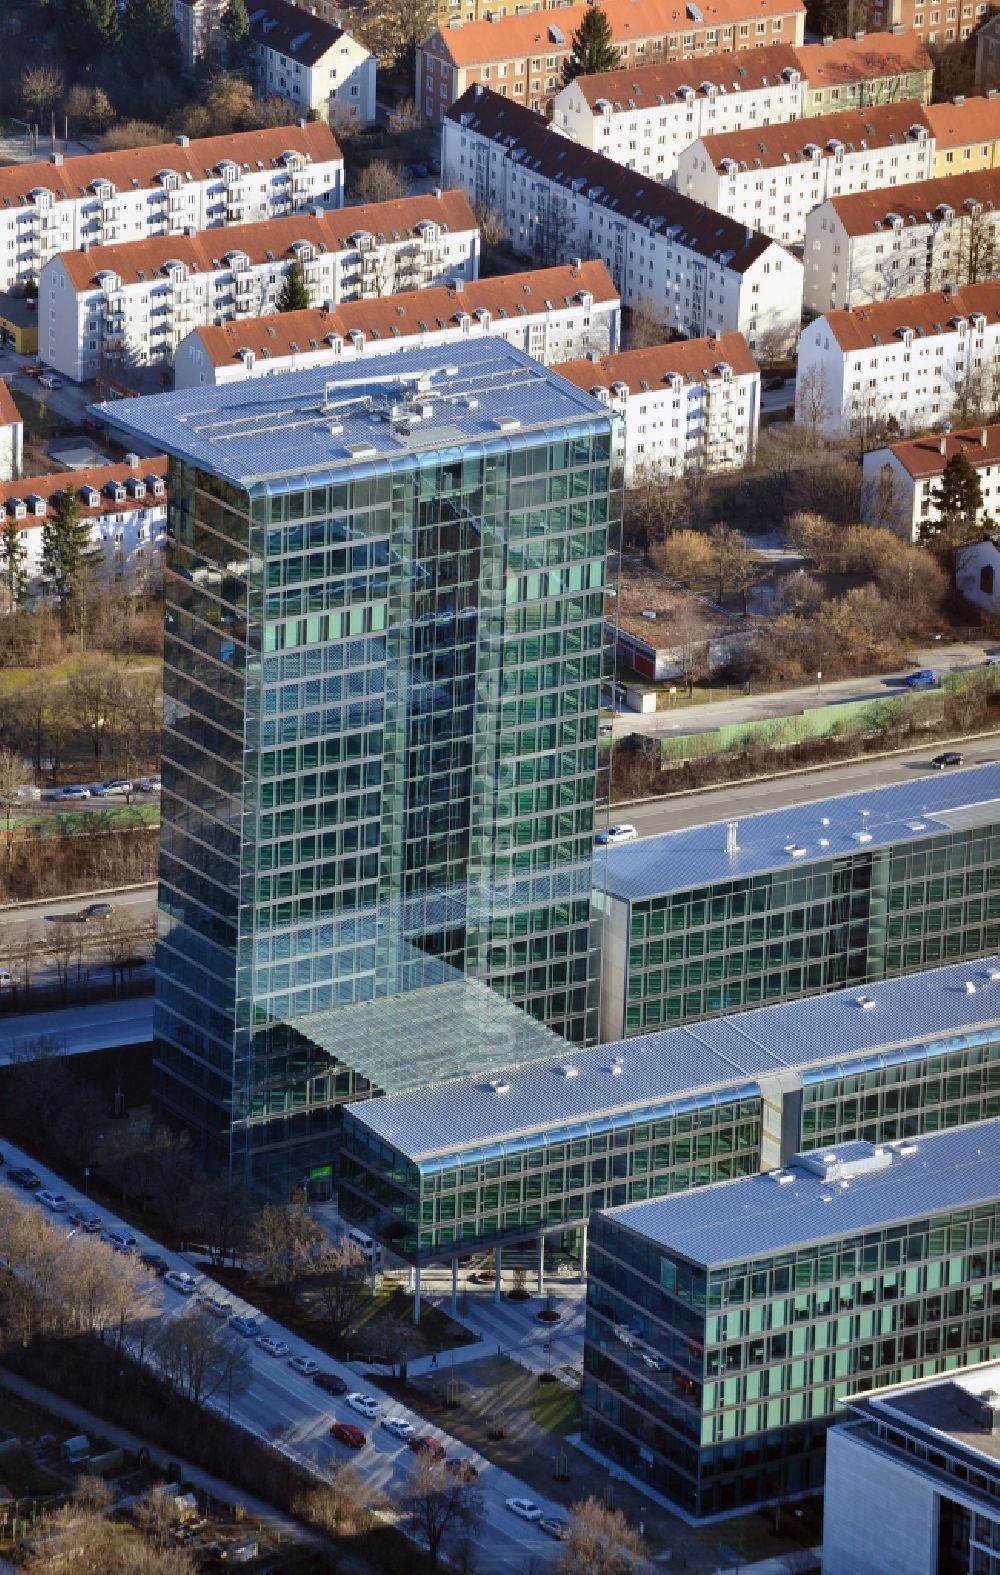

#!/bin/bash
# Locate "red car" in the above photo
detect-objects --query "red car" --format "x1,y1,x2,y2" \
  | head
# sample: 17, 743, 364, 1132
331, 1422, 366, 1449
408, 1436, 446, 1461
22, 365, 44, 378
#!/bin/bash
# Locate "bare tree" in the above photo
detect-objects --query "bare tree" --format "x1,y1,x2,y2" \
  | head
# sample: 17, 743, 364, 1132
351, 159, 409, 205
388, 99, 423, 134
796, 363, 833, 433
311, 1238, 370, 1340
180, 1175, 255, 1268
0, 747, 30, 869
247, 1195, 325, 1296
651, 530, 713, 587
297, 1464, 388, 1539
397, 1455, 484, 1572
151, 1307, 252, 1411
551, 1496, 646, 1575
709, 524, 757, 609
21, 64, 64, 122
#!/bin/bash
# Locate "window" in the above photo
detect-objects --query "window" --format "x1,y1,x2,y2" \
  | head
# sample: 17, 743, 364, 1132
980, 563, 995, 597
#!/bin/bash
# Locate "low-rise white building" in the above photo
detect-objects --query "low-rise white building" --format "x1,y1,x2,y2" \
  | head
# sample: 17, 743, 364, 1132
552, 44, 806, 185
555, 333, 759, 483
796, 279, 1000, 436
39, 191, 480, 382
862, 421, 1000, 539
0, 457, 168, 600
0, 382, 23, 483
444, 87, 804, 357
174, 259, 619, 387
0, 123, 344, 296
804, 165, 1000, 314
677, 100, 934, 247
248, 0, 376, 126
956, 534, 1000, 611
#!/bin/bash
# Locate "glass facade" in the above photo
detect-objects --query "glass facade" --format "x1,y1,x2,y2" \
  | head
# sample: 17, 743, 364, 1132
154, 397, 616, 1187
618, 828, 1000, 1034
582, 1199, 1000, 1518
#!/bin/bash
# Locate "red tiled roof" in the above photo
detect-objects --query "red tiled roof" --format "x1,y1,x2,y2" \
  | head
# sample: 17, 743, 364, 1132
827, 165, 1000, 234
556, 332, 759, 394
52, 191, 478, 291
187, 260, 619, 365
698, 100, 931, 172
881, 422, 1000, 478
569, 43, 805, 112
0, 457, 168, 524
0, 123, 342, 211
791, 30, 932, 89
0, 380, 21, 430
821, 280, 1000, 351
924, 95, 1000, 150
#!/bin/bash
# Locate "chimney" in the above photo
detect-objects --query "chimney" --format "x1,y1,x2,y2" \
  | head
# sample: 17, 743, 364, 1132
982, 429, 989, 447
822, 34, 833, 44
571, 255, 582, 268
433, 185, 442, 199
890, 20, 905, 30
473, 82, 483, 98
990, 89, 999, 100
80, 240, 90, 253
299, 117, 307, 128
853, 28, 865, 39
954, 94, 965, 105
454, 277, 464, 292
939, 435, 948, 454
587, 348, 600, 361
49, 151, 63, 166
176, 133, 190, 148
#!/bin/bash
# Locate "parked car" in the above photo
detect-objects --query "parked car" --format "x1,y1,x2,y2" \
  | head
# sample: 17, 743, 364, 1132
539, 1517, 570, 1540
0, 969, 13, 990
10, 1168, 42, 1189
164, 1270, 197, 1294
427, 156, 441, 175
930, 752, 964, 769
313, 1371, 348, 1396
101, 1228, 137, 1252
408, 1436, 446, 1460
407, 161, 428, 178
37, 375, 62, 389
37, 1190, 68, 1211
95, 780, 133, 797
904, 668, 941, 689
381, 1416, 415, 1441
595, 823, 638, 846
137, 779, 161, 794
59, 786, 91, 800
140, 1252, 170, 1275
445, 1459, 479, 1482
199, 1295, 233, 1319
330, 1422, 366, 1449
346, 1393, 380, 1419
228, 1314, 260, 1338
288, 1355, 319, 1377
68, 1210, 103, 1233
506, 1498, 543, 1522
256, 1335, 291, 1358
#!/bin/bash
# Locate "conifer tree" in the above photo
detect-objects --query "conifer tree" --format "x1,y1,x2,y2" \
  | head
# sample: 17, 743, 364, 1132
0, 519, 28, 611
921, 449, 989, 549
41, 487, 94, 620
121, 0, 182, 79
222, 0, 254, 78
561, 7, 621, 85
277, 259, 309, 313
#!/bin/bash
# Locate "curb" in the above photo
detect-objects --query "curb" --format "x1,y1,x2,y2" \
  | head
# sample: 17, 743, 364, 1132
0, 881, 157, 916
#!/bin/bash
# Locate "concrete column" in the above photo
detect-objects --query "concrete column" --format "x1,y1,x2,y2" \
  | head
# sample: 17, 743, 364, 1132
413, 1265, 422, 1325
493, 1245, 502, 1305
451, 1255, 458, 1316
537, 1233, 545, 1295
580, 1222, 588, 1277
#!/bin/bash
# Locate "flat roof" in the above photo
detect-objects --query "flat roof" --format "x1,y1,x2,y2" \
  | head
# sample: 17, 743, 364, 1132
599, 761, 1000, 900
344, 954, 1000, 1161
95, 338, 609, 485
850, 1361, 1000, 1471
599, 1119, 1000, 1267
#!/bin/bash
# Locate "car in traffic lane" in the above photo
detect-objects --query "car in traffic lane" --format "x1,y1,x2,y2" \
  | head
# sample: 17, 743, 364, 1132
164, 1270, 197, 1294
930, 751, 965, 769
256, 1335, 291, 1358
313, 1371, 348, 1396
506, 1497, 543, 1522
595, 823, 638, 846
346, 1392, 380, 1418
381, 1416, 416, 1441
229, 1314, 260, 1338
331, 1421, 366, 1449
289, 1355, 319, 1377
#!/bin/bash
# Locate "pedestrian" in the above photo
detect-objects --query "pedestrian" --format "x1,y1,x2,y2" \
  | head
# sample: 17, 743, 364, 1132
431, 1352, 438, 1369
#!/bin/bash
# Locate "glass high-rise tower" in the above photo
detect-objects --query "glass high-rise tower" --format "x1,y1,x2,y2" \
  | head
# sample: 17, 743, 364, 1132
102, 341, 618, 1188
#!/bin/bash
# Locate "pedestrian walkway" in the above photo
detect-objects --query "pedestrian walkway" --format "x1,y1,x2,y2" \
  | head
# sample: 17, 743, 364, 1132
425, 1282, 586, 1380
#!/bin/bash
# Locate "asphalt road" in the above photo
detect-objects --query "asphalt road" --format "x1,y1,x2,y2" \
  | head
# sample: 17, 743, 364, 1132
0, 884, 157, 938
0, 997, 153, 1060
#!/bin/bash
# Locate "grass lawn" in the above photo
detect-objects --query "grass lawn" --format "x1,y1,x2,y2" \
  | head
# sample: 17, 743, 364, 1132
0, 1455, 64, 1497
529, 1379, 579, 1433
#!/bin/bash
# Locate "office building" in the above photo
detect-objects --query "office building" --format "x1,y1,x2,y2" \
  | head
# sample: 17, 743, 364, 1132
248, 0, 376, 126
796, 280, 1000, 439
99, 340, 616, 1187
926, 93, 1000, 176
597, 764, 1000, 1040
583, 1120, 1000, 1517
418, 0, 806, 127
862, 422, 1000, 541
443, 89, 804, 357
803, 166, 1000, 316
677, 101, 934, 248
340, 954, 1000, 1267
0, 124, 344, 296
172, 260, 621, 388
0, 382, 23, 484
39, 191, 479, 382
824, 1361, 1000, 1575
555, 334, 760, 484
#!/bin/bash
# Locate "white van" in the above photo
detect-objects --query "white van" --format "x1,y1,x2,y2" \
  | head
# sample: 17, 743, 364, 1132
347, 1227, 382, 1263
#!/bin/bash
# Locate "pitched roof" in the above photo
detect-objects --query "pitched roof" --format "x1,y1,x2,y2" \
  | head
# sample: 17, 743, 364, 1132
447, 88, 778, 274
565, 42, 804, 113
247, 0, 347, 64
878, 421, 1000, 478
186, 259, 619, 365
697, 99, 931, 172
924, 94, 1000, 150
0, 380, 21, 430
556, 333, 759, 397
429, 0, 805, 68
826, 165, 1000, 235
51, 190, 478, 291
0, 123, 342, 212
791, 29, 932, 89
0, 457, 169, 525
819, 279, 1000, 351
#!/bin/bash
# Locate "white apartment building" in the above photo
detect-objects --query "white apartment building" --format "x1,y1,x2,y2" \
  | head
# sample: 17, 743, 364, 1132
39, 191, 480, 383
796, 279, 1000, 436
173, 0, 227, 70
956, 535, 1000, 612
552, 44, 806, 184
0, 123, 344, 296
555, 333, 760, 482
803, 165, 1000, 314
0, 457, 169, 599
174, 259, 620, 387
0, 381, 23, 483
444, 88, 804, 356
248, 0, 376, 126
861, 421, 1000, 539
677, 101, 934, 247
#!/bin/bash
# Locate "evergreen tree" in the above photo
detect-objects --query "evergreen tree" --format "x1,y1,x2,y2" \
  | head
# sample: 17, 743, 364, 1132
58, 0, 121, 69
121, 0, 182, 79
222, 0, 254, 79
561, 7, 621, 85
0, 519, 28, 611
277, 259, 309, 313
41, 487, 94, 620
921, 450, 990, 549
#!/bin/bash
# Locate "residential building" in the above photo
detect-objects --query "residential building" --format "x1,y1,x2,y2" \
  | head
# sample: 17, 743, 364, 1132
956, 535, 1000, 613
677, 101, 934, 249
444, 89, 804, 357
417, 0, 806, 128
926, 93, 1000, 176
173, 260, 620, 387
0, 382, 23, 483
552, 45, 806, 184
824, 1362, 1000, 1575
555, 333, 760, 484
173, 0, 227, 69
793, 30, 933, 116
596, 763, 1000, 1039
863, 422, 1000, 541
601, 569, 749, 680
0, 124, 345, 297
39, 191, 480, 382
803, 167, 1000, 315
583, 1121, 1000, 1517
99, 340, 617, 1187
977, 12, 1000, 92
795, 279, 1000, 438
848, 0, 990, 49
0, 458, 168, 597
248, 0, 376, 126
340, 952, 1000, 1273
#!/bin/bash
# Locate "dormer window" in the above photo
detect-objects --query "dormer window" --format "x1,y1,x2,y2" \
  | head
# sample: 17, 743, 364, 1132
7, 500, 26, 520
92, 180, 114, 201
147, 476, 165, 497
106, 482, 126, 503
157, 169, 180, 190
225, 250, 249, 272
291, 241, 313, 261
26, 494, 45, 516
30, 188, 53, 211
127, 478, 146, 499
415, 220, 439, 241
218, 160, 239, 184
81, 485, 100, 507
